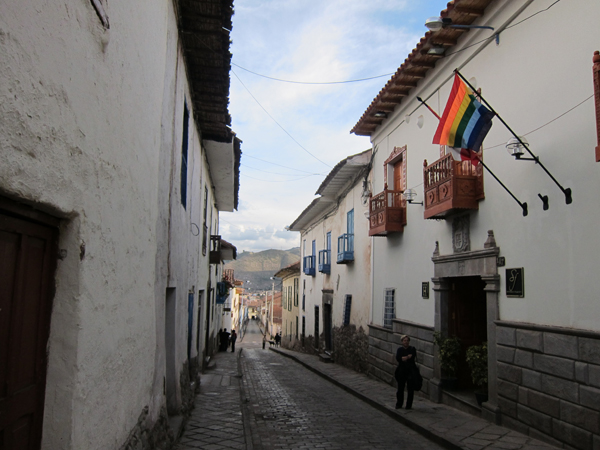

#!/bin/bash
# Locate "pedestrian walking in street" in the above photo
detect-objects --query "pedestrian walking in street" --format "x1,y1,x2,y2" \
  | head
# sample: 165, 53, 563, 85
220, 328, 230, 352
230, 329, 237, 352
274, 333, 281, 347
395, 335, 417, 410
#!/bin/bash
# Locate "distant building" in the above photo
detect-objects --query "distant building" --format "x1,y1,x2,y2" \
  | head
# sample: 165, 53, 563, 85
274, 261, 301, 346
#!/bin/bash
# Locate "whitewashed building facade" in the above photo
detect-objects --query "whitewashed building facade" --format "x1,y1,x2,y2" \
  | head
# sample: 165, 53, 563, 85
0, 0, 240, 449
289, 150, 372, 371
351, 0, 600, 448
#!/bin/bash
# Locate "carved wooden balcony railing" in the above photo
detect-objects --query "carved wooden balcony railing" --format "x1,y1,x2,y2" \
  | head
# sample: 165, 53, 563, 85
423, 153, 484, 220
223, 269, 235, 285
368, 189, 406, 236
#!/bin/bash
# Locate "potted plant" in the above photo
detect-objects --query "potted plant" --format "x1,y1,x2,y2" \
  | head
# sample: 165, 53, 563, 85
433, 332, 461, 390
466, 342, 488, 406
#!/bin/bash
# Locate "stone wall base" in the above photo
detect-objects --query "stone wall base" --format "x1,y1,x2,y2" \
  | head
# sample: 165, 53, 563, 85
119, 406, 174, 450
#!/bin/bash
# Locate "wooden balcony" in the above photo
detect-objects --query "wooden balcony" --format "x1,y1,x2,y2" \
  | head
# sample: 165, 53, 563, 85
423, 153, 484, 220
368, 189, 406, 236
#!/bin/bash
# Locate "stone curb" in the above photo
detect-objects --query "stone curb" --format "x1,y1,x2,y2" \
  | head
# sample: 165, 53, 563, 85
270, 347, 467, 450
237, 348, 257, 450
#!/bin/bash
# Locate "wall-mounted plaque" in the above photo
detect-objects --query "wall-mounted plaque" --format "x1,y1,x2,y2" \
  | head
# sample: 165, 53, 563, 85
422, 282, 430, 299
506, 268, 524, 298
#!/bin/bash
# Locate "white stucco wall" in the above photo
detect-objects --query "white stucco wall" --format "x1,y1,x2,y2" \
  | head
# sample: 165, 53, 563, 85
368, 0, 600, 332
1, 0, 229, 448
300, 179, 372, 340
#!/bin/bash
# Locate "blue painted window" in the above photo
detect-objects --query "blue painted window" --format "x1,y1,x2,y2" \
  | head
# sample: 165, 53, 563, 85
180, 104, 189, 208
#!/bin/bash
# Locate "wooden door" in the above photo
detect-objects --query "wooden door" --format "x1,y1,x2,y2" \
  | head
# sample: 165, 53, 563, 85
0, 213, 57, 450
393, 159, 403, 191
448, 276, 487, 388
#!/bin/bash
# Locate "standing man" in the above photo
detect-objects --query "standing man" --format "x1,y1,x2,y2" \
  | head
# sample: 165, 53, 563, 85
230, 329, 237, 353
395, 335, 417, 410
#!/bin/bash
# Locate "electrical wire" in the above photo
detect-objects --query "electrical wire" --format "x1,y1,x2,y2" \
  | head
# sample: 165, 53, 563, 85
484, 94, 593, 151
232, 69, 333, 169
232, 63, 395, 85
444, 0, 561, 58
242, 163, 323, 176
241, 172, 319, 182
243, 154, 326, 175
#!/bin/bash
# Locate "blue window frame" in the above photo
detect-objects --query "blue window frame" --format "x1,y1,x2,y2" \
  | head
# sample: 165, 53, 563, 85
180, 103, 189, 208
337, 210, 354, 264
304, 240, 316, 276
318, 232, 331, 274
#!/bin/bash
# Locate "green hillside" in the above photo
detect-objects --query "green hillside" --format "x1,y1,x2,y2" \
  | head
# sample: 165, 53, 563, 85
224, 248, 300, 291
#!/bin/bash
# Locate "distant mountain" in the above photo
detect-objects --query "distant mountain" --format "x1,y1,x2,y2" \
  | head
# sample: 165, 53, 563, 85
224, 248, 300, 291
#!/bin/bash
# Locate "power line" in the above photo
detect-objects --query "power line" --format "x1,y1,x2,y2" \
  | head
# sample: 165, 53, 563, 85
232, 63, 394, 85
243, 154, 326, 175
242, 163, 322, 177
444, 0, 562, 58
241, 172, 318, 183
232, 69, 332, 169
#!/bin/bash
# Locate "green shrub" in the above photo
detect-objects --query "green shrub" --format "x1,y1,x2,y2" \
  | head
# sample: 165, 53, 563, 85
465, 342, 488, 388
433, 332, 461, 377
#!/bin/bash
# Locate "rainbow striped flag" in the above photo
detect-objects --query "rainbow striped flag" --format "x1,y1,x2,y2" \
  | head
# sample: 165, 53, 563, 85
433, 73, 494, 150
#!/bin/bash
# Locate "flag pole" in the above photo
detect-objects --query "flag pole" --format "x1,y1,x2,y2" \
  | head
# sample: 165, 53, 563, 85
478, 159, 528, 216
422, 90, 529, 215
416, 97, 441, 120
455, 70, 572, 205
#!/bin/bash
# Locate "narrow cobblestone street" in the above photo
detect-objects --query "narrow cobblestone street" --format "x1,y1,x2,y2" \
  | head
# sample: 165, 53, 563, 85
176, 321, 442, 449
174, 320, 558, 450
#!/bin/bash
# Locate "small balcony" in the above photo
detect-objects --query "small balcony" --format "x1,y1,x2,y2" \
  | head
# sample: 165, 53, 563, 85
318, 249, 331, 274
209, 235, 221, 264
368, 189, 406, 236
223, 269, 235, 285
303, 255, 315, 276
337, 234, 354, 264
423, 153, 484, 220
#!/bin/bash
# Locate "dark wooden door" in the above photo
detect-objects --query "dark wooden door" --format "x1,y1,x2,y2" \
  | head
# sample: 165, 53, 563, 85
323, 303, 332, 352
393, 159, 403, 191
0, 213, 57, 450
448, 276, 487, 388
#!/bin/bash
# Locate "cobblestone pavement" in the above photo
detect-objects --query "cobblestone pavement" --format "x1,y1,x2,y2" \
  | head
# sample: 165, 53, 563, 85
240, 346, 445, 450
174, 349, 245, 450
271, 348, 558, 450
174, 319, 558, 450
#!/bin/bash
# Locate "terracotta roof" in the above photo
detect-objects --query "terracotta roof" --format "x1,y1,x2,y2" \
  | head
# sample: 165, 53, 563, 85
351, 0, 495, 136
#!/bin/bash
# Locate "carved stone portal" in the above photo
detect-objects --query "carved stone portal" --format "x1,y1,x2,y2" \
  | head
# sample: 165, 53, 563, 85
452, 215, 470, 253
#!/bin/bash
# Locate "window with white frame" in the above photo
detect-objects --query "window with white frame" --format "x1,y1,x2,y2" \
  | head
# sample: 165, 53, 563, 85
384, 289, 395, 329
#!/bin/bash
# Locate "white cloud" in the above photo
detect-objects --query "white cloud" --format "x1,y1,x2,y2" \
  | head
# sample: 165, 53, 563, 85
225, 0, 450, 253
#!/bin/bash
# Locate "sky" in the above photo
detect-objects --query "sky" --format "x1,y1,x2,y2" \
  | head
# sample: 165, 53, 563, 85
220, 0, 451, 253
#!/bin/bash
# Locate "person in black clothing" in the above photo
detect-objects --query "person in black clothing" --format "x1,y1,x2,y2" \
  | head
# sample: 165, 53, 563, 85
230, 330, 237, 352
395, 335, 417, 410
220, 328, 230, 352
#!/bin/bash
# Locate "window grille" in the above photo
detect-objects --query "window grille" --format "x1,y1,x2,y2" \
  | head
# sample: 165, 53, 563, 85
384, 289, 395, 329
343, 295, 352, 326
